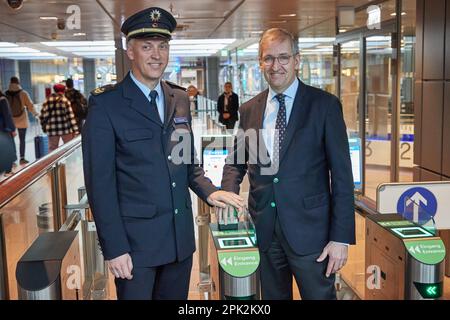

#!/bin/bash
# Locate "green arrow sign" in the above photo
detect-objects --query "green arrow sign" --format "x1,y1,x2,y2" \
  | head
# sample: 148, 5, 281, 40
413, 282, 443, 298
218, 250, 260, 277
404, 239, 446, 264
427, 286, 437, 295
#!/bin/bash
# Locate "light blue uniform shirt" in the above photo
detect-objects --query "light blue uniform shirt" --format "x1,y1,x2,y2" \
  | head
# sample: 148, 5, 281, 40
130, 71, 165, 123
262, 78, 299, 159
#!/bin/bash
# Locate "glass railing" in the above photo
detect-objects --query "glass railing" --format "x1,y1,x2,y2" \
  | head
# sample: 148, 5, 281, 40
0, 137, 94, 300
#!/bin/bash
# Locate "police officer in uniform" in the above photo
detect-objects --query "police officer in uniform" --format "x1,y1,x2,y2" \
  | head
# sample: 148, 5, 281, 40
82, 7, 244, 300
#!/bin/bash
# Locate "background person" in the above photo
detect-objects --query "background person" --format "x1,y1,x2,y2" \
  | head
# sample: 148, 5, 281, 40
187, 85, 199, 113
65, 78, 87, 130
39, 83, 79, 152
5, 76, 38, 165
0, 90, 17, 177
217, 82, 239, 130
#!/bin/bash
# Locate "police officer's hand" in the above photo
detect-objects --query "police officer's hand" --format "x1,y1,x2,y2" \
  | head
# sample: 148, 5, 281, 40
107, 253, 133, 280
207, 191, 245, 211
216, 204, 248, 225
316, 241, 348, 277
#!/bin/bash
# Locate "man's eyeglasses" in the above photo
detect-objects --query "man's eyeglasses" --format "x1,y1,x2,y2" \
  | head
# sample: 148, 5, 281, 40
261, 54, 294, 66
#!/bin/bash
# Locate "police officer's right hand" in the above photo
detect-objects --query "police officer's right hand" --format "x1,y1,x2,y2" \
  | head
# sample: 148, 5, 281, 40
107, 253, 133, 280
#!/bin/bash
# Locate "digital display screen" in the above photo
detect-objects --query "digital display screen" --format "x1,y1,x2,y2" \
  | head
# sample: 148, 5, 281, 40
203, 149, 228, 188
349, 138, 362, 190
223, 239, 247, 246
218, 236, 252, 249
391, 227, 433, 239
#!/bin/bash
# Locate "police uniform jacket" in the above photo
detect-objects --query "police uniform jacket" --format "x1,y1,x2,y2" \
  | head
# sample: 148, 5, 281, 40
82, 73, 217, 267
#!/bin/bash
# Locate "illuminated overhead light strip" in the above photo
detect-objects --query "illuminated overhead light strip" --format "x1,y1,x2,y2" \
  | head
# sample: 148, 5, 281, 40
0, 42, 19, 48
245, 43, 259, 50
57, 46, 116, 52
300, 48, 333, 53
170, 49, 219, 54
170, 44, 228, 50
279, 13, 297, 17
366, 36, 391, 41
1, 56, 66, 60
40, 16, 58, 20
41, 41, 115, 47
72, 52, 115, 56
0, 47, 40, 53
0, 53, 58, 58
170, 39, 235, 45
169, 53, 213, 57
298, 37, 335, 43
2, 52, 57, 56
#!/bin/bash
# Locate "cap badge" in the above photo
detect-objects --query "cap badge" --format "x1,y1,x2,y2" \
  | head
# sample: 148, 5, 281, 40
150, 9, 161, 22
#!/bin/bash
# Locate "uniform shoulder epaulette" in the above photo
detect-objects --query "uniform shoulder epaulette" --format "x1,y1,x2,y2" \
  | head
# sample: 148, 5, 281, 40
91, 84, 117, 96
165, 81, 187, 92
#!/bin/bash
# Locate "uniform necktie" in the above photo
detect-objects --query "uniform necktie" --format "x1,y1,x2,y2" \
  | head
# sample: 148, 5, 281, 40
149, 90, 161, 122
273, 93, 287, 162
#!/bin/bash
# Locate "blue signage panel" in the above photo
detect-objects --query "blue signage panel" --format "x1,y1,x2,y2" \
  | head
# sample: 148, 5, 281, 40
396, 187, 438, 223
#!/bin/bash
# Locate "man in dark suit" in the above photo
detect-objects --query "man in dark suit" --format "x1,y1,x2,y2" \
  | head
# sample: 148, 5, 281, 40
82, 7, 244, 300
221, 28, 355, 300
217, 82, 239, 130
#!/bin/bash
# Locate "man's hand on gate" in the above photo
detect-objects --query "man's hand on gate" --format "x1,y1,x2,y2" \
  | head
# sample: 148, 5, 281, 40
207, 190, 244, 212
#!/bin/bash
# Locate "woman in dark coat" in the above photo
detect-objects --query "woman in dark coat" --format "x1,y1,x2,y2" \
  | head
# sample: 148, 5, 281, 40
0, 90, 17, 176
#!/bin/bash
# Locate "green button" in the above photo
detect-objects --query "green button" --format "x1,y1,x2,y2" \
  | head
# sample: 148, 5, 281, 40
273, 178, 279, 183
270, 202, 276, 208
174, 209, 179, 214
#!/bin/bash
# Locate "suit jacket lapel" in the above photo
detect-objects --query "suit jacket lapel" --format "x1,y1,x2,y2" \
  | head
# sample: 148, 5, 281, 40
122, 73, 163, 127
279, 80, 308, 162
253, 90, 270, 166
162, 81, 176, 130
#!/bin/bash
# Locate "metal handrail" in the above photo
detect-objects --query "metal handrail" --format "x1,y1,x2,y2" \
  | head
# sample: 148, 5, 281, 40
0, 137, 81, 208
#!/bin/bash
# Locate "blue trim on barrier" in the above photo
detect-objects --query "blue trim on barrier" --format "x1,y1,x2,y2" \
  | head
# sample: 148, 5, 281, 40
366, 134, 414, 142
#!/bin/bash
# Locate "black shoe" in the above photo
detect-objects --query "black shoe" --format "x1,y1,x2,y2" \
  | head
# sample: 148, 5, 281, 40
19, 158, 29, 165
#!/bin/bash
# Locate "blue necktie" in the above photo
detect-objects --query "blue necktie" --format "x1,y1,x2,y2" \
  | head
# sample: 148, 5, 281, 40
273, 93, 287, 162
149, 90, 161, 122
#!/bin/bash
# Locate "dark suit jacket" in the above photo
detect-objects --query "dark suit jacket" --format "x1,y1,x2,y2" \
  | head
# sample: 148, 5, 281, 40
82, 73, 217, 267
217, 92, 239, 123
221, 79, 355, 255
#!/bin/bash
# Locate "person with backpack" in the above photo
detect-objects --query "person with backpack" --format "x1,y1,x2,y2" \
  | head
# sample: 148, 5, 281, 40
5, 76, 38, 165
64, 78, 87, 130
0, 90, 17, 177
39, 83, 79, 152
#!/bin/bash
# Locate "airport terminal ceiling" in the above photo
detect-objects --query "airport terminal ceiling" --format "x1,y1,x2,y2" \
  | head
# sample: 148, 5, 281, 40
0, 0, 378, 43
